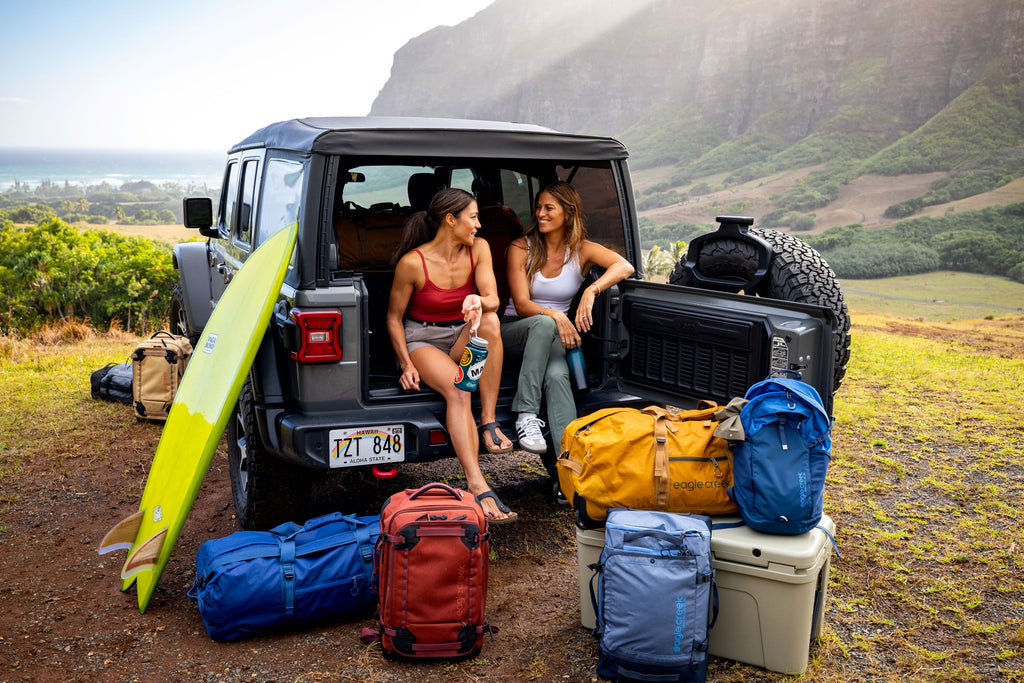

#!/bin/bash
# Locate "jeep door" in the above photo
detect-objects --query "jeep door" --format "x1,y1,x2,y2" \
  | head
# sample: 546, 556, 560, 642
210, 151, 265, 307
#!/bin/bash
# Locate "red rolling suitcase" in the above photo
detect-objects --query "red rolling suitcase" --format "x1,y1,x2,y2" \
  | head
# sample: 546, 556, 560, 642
362, 483, 494, 660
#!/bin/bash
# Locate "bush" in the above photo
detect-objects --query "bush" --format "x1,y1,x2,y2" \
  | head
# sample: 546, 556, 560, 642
3, 203, 58, 224
823, 242, 941, 279
0, 218, 175, 335
636, 190, 687, 211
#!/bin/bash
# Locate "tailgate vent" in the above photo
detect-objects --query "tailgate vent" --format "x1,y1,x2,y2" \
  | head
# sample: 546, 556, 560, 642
623, 300, 766, 404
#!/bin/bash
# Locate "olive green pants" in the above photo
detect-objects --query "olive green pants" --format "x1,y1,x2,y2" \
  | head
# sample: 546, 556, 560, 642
501, 314, 577, 476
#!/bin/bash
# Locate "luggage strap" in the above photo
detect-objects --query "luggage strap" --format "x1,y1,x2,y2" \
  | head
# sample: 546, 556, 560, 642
641, 405, 719, 509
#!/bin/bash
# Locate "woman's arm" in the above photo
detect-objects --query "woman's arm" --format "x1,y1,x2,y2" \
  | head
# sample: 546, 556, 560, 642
575, 241, 635, 333
386, 254, 422, 391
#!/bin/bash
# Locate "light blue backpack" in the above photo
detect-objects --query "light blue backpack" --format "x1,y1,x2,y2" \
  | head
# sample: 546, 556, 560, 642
591, 508, 717, 682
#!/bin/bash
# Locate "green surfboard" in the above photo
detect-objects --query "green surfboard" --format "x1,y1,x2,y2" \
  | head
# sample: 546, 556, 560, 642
100, 223, 297, 612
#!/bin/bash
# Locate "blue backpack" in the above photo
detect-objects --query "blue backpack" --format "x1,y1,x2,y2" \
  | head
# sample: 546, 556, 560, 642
592, 509, 717, 682
730, 371, 832, 535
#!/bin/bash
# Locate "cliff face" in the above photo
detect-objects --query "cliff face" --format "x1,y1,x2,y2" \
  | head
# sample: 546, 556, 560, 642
370, 0, 1023, 168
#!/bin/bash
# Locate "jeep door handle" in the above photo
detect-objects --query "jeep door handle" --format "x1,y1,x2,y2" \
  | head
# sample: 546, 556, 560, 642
217, 262, 234, 284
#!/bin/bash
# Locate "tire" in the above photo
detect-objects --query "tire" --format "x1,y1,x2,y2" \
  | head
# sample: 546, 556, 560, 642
168, 285, 200, 348
227, 378, 310, 530
669, 227, 851, 393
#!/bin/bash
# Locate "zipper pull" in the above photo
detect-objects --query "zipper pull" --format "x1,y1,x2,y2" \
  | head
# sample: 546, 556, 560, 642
778, 419, 788, 451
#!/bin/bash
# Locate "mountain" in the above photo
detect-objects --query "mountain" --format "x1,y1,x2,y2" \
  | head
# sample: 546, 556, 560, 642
371, 0, 1024, 233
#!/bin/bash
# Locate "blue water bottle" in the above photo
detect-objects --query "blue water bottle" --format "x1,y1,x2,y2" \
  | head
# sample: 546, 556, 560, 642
566, 345, 587, 391
454, 337, 489, 392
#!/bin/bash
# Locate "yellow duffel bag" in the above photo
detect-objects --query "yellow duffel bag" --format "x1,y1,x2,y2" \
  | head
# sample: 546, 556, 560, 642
557, 403, 739, 527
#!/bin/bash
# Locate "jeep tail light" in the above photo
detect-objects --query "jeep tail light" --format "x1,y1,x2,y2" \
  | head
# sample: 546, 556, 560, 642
290, 309, 343, 363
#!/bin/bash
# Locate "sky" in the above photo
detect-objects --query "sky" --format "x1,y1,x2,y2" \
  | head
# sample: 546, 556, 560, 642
0, 0, 494, 152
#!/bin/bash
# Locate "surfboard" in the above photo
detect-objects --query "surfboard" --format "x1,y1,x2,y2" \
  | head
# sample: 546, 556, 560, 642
99, 222, 297, 612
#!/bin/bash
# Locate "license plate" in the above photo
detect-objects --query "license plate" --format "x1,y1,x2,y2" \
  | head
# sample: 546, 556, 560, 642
328, 424, 405, 468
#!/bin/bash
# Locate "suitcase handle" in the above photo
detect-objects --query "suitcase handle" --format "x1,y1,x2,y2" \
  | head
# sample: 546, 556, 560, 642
408, 482, 463, 501
622, 529, 701, 548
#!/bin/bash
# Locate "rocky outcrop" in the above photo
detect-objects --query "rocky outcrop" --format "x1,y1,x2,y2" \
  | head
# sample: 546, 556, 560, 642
370, 0, 1023, 168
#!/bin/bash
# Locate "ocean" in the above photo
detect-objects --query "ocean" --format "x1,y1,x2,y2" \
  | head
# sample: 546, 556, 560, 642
0, 147, 225, 192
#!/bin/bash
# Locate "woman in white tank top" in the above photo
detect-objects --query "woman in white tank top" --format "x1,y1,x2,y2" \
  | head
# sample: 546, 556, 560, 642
500, 182, 634, 499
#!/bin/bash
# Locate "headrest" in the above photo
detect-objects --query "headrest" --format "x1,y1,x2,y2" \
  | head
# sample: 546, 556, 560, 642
407, 173, 441, 211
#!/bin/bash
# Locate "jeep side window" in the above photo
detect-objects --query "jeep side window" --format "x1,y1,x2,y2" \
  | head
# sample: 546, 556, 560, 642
236, 159, 259, 247
219, 160, 240, 237
257, 159, 303, 246
450, 168, 475, 193
499, 169, 535, 226
558, 164, 627, 258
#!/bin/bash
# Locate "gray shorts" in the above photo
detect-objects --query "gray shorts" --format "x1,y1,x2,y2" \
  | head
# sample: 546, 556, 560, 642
404, 318, 468, 354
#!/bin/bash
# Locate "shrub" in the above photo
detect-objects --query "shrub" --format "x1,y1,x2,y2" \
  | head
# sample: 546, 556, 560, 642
0, 218, 175, 335
822, 242, 941, 279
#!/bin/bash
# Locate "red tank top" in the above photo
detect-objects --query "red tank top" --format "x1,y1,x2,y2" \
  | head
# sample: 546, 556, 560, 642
406, 248, 476, 322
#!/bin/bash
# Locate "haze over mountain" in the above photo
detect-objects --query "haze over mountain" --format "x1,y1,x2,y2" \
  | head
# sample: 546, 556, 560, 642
371, 0, 1023, 234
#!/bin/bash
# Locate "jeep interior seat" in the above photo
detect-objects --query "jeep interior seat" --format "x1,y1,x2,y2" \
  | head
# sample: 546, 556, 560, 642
472, 177, 523, 309
407, 173, 442, 212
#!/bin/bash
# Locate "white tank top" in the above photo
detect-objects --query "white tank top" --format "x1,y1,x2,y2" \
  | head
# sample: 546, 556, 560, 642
504, 250, 584, 316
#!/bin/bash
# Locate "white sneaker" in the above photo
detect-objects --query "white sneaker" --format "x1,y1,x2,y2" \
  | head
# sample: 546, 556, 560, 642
516, 414, 547, 454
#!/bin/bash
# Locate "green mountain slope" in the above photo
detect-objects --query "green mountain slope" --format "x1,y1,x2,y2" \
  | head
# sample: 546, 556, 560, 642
371, 0, 1024, 226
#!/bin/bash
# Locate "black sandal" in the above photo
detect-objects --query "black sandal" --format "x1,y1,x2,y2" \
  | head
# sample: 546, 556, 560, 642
479, 422, 513, 454
475, 490, 518, 525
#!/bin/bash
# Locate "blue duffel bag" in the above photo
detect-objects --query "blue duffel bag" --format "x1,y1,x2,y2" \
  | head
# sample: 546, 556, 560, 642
188, 511, 379, 641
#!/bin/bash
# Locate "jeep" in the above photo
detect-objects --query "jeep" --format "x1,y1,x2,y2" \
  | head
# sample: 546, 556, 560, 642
174, 117, 850, 530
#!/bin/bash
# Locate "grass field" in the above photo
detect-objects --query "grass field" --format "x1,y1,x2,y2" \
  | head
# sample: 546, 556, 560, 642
842, 271, 1024, 321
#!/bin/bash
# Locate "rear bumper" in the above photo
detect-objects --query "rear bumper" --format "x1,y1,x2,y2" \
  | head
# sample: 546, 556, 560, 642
258, 387, 646, 471
264, 403, 455, 469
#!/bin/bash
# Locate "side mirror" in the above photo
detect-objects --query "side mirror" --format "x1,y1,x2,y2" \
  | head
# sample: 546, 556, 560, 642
183, 197, 218, 238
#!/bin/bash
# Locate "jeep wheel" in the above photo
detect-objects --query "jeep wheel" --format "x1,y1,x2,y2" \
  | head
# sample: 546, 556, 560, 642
228, 378, 310, 530
669, 227, 851, 393
168, 285, 200, 348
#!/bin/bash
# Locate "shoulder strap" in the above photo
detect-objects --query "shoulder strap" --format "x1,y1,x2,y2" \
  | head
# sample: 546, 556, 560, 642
413, 248, 429, 284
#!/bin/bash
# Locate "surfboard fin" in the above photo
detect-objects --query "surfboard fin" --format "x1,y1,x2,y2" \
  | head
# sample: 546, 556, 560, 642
98, 509, 144, 555
120, 528, 168, 580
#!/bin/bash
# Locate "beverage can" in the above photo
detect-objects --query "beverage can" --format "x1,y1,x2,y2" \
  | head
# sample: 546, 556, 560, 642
454, 336, 489, 392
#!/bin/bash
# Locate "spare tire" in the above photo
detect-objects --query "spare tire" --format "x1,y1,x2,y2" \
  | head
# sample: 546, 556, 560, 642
669, 227, 851, 393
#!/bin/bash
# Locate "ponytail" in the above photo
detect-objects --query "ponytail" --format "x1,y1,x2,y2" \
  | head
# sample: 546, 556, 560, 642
390, 187, 476, 265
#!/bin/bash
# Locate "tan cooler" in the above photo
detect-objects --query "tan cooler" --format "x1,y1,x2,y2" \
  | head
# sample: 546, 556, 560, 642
708, 514, 835, 674
575, 527, 605, 630
575, 515, 835, 674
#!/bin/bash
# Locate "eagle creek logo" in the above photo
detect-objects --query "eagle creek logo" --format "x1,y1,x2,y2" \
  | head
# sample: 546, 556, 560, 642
672, 479, 728, 492
673, 596, 687, 652
798, 471, 809, 507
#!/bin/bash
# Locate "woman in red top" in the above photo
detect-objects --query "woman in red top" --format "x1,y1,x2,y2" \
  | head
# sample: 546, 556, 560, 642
386, 188, 516, 523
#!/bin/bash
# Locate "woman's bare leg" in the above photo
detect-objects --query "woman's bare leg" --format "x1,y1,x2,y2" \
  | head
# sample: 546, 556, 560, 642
411, 344, 515, 521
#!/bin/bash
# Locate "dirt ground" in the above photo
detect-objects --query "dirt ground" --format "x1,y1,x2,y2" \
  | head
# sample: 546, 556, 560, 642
0, 421, 606, 683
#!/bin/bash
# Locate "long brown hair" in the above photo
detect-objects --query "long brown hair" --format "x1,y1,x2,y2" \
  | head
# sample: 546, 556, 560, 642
522, 181, 586, 294
391, 187, 475, 264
